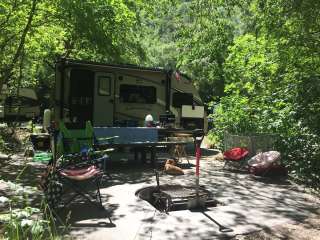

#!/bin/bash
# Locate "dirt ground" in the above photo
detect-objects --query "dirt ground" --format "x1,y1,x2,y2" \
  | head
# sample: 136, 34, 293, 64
235, 214, 320, 240
203, 152, 320, 240
0, 130, 320, 240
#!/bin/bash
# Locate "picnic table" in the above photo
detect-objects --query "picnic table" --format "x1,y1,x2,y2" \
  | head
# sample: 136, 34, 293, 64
95, 140, 190, 166
93, 127, 203, 166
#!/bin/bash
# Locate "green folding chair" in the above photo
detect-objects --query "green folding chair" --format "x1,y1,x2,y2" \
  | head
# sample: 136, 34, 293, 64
43, 121, 114, 211
56, 121, 116, 176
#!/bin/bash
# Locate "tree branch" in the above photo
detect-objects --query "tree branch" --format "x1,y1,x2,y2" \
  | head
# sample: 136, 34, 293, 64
0, 0, 19, 33
0, 0, 38, 92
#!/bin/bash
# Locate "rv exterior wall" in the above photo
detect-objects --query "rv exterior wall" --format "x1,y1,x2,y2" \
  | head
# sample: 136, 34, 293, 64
114, 69, 166, 126
170, 74, 203, 128
54, 59, 205, 130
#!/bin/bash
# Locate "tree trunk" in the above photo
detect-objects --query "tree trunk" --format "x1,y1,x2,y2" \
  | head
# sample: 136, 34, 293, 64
0, 0, 38, 94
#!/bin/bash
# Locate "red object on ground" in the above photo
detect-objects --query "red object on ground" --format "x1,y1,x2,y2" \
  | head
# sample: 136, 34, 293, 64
223, 147, 249, 161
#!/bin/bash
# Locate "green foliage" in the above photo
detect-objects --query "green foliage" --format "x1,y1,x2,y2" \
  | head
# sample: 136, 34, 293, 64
139, 0, 183, 68
177, 0, 236, 102
279, 133, 320, 190
57, 0, 144, 62
0, 134, 5, 152
0, 0, 146, 96
0, 179, 67, 240
0, 0, 320, 188
209, 95, 257, 144
206, 0, 320, 187
0, 0, 38, 91
3, 206, 47, 240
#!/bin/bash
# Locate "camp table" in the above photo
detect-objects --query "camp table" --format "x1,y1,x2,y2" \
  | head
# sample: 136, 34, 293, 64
95, 140, 190, 166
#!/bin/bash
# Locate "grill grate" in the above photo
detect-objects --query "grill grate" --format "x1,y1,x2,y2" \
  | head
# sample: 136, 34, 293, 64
159, 185, 212, 199
136, 184, 217, 212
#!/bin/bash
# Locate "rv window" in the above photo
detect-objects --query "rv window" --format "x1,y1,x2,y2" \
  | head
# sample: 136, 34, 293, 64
172, 92, 193, 108
120, 84, 156, 104
5, 96, 38, 107
98, 76, 111, 96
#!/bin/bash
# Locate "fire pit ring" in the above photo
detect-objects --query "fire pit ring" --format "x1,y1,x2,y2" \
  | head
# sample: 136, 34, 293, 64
136, 184, 217, 212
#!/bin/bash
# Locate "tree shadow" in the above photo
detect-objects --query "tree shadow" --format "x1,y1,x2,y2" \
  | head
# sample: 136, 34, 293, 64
2, 150, 320, 240
122, 158, 320, 239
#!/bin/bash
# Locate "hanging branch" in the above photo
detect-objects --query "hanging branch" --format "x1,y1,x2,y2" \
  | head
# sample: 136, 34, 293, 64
14, 47, 25, 124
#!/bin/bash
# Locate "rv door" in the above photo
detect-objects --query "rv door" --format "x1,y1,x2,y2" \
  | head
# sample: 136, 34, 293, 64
94, 73, 114, 126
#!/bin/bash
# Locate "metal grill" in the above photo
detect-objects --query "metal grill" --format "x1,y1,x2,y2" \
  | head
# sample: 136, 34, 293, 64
159, 184, 212, 199
136, 184, 217, 212
136, 170, 217, 212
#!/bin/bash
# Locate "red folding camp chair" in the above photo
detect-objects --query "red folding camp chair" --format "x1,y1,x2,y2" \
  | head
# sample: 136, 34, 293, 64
223, 147, 249, 169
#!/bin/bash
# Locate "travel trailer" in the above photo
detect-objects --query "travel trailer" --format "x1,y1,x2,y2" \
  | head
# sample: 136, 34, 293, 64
0, 85, 40, 120
54, 58, 206, 130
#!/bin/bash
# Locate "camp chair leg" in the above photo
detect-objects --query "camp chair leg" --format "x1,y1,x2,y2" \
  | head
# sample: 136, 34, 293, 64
223, 160, 229, 169
223, 155, 249, 170
95, 175, 102, 204
150, 146, 156, 167
60, 176, 103, 209
101, 172, 112, 181
46, 205, 66, 227
186, 156, 190, 166
96, 181, 102, 205
239, 158, 249, 170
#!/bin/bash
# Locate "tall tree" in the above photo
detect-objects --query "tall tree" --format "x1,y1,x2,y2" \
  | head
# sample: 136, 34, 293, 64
0, 0, 38, 93
0, 0, 146, 95
176, 0, 237, 103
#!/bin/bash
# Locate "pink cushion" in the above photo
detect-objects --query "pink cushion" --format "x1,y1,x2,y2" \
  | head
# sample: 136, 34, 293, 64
247, 151, 281, 169
61, 165, 96, 176
60, 165, 101, 181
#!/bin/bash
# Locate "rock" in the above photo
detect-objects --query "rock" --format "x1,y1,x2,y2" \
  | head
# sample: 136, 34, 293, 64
0, 153, 9, 160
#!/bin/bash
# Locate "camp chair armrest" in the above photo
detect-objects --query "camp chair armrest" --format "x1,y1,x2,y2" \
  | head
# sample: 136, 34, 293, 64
96, 136, 119, 142
63, 152, 81, 159
59, 153, 92, 166
58, 159, 94, 169
91, 148, 114, 155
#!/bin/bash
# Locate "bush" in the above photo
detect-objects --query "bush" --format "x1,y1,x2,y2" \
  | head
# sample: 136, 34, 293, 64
208, 94, 320, 189
208, 95, 259, 148
278, 133, 320, 190
0, 176, 68, 239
